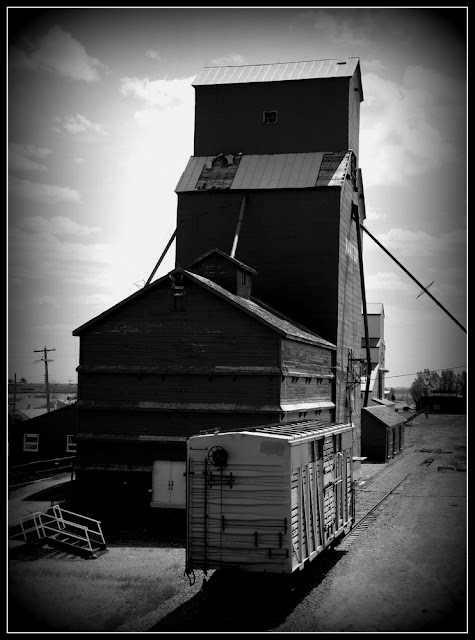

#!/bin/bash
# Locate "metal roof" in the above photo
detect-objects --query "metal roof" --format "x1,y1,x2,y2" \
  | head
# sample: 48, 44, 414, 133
362, 405, 406, 428
195, 419, 353, 442
175, 151, 350, 193
248, 419, 352, 441
193, 58, 360, 86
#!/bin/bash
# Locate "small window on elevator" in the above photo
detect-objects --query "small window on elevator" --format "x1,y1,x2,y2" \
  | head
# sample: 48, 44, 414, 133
263, 110, 278, 125
172, 287, 186, 312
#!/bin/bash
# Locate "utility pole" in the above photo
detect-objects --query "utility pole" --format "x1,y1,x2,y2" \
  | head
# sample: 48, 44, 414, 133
34, 346, 55, 412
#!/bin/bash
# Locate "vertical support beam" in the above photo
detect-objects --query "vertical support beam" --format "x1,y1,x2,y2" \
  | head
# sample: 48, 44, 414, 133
352, 207, 372, 407
230, 194, 247, 259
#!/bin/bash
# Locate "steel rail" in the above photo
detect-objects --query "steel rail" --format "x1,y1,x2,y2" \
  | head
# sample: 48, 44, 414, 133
335, 454, 434, 550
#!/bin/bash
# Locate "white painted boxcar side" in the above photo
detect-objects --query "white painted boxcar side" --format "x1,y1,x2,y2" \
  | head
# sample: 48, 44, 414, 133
186, 421, 355, 575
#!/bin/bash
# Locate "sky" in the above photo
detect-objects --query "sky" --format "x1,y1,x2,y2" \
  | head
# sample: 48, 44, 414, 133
7, 7, 467, 389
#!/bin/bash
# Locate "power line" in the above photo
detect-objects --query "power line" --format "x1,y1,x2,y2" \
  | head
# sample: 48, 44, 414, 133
385, 365, 466, 380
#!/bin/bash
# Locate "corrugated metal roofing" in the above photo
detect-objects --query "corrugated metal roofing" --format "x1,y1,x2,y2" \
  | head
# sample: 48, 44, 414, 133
363, 405, 406, 428
196, 420, 352, 441
193, 58, 360, 86
184, 270, 336, 349
175, 151, 350, 192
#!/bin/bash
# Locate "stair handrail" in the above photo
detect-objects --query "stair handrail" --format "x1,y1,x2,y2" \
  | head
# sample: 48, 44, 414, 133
56, 507, 105, 542
19, 509, 105, 549
27, 519, 93, 552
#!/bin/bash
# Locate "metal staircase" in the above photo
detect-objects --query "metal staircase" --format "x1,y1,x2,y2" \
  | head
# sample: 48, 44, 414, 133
14, 506, 107, 559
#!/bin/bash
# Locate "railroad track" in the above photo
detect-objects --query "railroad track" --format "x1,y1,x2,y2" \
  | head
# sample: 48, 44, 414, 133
335, 449, 447, 552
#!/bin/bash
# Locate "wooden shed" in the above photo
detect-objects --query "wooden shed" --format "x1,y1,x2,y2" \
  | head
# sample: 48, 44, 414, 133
361, 406, 406, 463
186, 420, 354, 575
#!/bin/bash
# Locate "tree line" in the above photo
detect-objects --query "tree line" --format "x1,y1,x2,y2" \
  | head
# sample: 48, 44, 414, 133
409, 369, 466, 403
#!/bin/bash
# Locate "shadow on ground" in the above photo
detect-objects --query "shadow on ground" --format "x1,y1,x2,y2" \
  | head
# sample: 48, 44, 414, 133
149, 547, 347, 632
64, 500, 187, 548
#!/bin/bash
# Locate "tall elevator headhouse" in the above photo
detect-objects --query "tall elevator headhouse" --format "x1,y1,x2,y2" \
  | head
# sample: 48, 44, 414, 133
175, 58, 366, 446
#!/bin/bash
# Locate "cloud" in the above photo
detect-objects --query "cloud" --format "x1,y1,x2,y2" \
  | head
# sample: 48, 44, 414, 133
210, 53, 245, 66
32, 296, 58, 306
67, 293, 117, 306
145, 49, 161, 61
9, 143, 52, 173
53, 113, 108, 136
120, 76, 195, 110
360, 69, 459, 186
8, 223, 113, 286
364, 206, 387, 222
9, 176, 82, 204
374, 228, 466, 259
309, 9, 377, 48
9, 25, 106, 82
365, 272, 409, 291
19, 216, 101, 236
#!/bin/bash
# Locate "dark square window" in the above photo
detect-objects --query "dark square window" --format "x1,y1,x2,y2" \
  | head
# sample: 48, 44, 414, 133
172, 289, 186, 312
263, 110, 278, 124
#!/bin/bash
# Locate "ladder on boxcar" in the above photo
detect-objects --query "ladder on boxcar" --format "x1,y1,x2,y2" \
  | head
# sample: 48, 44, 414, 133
13, 506, 107, 559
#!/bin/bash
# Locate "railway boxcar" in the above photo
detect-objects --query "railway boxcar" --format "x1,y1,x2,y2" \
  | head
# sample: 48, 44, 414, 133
186, 420, 355, 575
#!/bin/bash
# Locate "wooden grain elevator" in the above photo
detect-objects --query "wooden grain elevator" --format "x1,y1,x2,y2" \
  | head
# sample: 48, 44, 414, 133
175, 58, 366, 454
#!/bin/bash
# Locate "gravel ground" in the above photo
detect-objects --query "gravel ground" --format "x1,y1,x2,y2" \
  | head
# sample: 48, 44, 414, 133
8, 413, 467, 632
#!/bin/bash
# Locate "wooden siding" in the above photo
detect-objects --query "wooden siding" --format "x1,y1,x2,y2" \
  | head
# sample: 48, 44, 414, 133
188, 251, 252, 297
76, 409, 283, 440
336, 176, 363, 450
176, 189, 341, 343
280, 338, 334, 416
78, 278, 280, 369
79, 373, 280, 407
77, 439, 185, 465
348, 73, 361, 161
193, 80, 351, 157
281, 339, 333, 375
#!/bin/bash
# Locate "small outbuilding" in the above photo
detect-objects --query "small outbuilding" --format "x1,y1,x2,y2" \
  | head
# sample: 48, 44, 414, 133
417, 394, 466, 415
361, 405, 406, 463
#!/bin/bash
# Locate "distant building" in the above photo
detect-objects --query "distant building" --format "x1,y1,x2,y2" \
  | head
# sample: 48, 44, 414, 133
361, 303, 389, 405
417, 392, 466, 415
8, 404, 78, 467
361, 405, 406, 463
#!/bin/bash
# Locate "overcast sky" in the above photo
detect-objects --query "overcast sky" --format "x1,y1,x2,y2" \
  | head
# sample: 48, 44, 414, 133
7, 7, 467, 388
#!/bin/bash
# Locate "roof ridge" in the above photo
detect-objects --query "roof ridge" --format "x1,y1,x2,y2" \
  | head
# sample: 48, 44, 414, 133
200, 57, 360, 70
